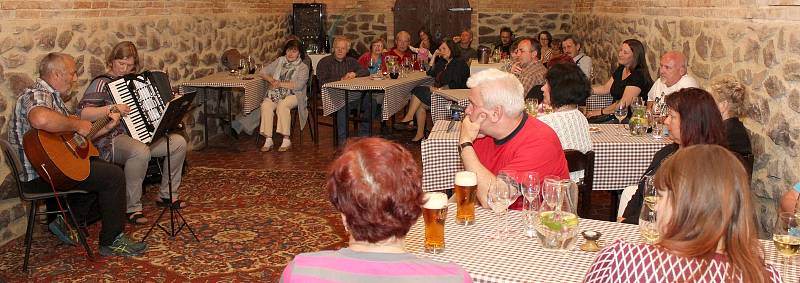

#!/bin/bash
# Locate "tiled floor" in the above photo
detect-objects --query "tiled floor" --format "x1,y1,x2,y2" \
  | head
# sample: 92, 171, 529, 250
188, 122, 616, 220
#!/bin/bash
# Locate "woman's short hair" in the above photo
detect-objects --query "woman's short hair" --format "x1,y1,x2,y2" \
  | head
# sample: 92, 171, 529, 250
442, 39, 461, 60
709, 75, 746, 117
369, 37, 385, 51
622, 39, 653, 85
106, 41, 140, 72
283, 39, 305, 57
665, 88, 727, 147
655, 144, 768, 283
545, 63, 590, 108
327, 138, 424, 243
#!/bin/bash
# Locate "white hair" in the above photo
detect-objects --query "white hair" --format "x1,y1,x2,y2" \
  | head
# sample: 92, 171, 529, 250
466, 68, 525, 116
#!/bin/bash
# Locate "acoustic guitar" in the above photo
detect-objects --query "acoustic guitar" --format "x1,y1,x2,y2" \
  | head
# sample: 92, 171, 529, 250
22, 106, 119, 190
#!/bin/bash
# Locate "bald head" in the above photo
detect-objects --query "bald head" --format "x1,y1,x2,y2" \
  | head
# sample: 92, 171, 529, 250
395, 31, 411, 52
659, 51, 688, 87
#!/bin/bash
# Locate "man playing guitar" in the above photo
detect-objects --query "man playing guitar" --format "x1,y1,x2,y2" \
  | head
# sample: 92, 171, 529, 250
8, 52, 146, 257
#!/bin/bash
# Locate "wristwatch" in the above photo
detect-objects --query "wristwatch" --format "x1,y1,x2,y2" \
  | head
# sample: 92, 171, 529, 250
457, 141, 473, 155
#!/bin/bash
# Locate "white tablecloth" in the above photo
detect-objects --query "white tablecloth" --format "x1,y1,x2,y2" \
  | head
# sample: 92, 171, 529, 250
405, 203, 799, 283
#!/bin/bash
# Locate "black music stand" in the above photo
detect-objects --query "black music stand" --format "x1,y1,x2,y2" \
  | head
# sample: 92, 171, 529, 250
142, 91, 200, 242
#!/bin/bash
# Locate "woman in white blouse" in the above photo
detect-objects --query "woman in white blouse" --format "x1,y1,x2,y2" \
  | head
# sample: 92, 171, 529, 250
538, 63, 592, 181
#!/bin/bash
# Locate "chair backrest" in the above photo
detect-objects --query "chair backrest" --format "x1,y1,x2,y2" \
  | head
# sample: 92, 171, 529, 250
0, 139, 27, 200
564, 150, 595, 180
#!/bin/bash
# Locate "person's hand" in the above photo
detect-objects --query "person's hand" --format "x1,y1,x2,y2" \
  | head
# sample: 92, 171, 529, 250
74, 119, 92, 137
586, 109, 602, 118
510, 62, 522, 75
341, 72, 357, 80
105, 112, 121, 130
114, 104, 131, 117
452, 36, 462, 43
459, 114, 486, 144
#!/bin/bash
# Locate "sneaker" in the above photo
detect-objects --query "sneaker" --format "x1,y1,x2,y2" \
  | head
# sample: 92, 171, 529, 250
99, 233, 147, 257
48, 215, 77, 246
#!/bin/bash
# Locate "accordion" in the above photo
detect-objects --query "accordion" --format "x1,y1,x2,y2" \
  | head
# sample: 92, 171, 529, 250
107, 71, 173, 144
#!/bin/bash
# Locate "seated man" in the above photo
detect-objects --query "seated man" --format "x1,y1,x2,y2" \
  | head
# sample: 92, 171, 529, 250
500, 37, 547, 96
385, 31, 414, 64
9, 53, 145, 256
562, 35, 592, 79
459, 68, 569, 208
647, 51, 698, 111
454, 29, 478, 62
494, 27, 514, 57
316, 36, 370, 145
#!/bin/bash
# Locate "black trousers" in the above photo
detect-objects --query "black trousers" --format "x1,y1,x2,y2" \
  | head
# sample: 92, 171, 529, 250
22, 159, 126, 246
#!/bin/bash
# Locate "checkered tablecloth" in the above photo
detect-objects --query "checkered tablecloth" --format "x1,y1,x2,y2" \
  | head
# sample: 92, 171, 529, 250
179, 72, 266, 114
420, 121, 669, 192
590, 124, 670, 190
421, 121, 464, 192
321, 72, 434, 120
585, 94, 613, 111
431, 88, 470, 123
405, 203, 799, 283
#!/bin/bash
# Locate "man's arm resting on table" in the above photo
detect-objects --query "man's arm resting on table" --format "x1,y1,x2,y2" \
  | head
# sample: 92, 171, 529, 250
460, 144, 496, 208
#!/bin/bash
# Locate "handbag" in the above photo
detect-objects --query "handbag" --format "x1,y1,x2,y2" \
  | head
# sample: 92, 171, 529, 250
587, 114, 616, 124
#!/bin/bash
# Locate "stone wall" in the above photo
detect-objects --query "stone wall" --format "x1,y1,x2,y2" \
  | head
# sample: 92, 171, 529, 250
327, 13, 389, 54
477, 13, 573, 47
573, 1, 800, 237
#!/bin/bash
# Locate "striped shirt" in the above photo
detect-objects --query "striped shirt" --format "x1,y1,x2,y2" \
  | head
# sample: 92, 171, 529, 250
76, 74, 128, 162
280, 248, 472, 283
8, 78, 72, 182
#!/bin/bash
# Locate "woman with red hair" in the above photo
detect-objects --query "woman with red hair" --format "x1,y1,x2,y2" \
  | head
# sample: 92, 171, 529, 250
280, 137, 470, 283
585, 145, 781, 282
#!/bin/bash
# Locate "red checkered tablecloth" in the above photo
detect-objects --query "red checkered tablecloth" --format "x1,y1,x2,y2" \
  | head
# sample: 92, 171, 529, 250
420, 121, 669, 192
179, 72, 266, 114
431, 88, 470, 123
321, 72, 433, 120
405, 203, 799, 283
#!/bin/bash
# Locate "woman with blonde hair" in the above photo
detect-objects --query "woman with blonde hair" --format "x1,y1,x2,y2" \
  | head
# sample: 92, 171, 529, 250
585, 144, 782, 283
709, 75, 753, 175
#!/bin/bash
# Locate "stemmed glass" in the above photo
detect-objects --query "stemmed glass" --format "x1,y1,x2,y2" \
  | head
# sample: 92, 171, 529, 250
613, 104, 628, 127
368, 57, 378, 75
638, 175, 660, 244
237, 59, 247, 79
487, 171, 520, 241
521, 171, 540, 238
772, 212, 800, 279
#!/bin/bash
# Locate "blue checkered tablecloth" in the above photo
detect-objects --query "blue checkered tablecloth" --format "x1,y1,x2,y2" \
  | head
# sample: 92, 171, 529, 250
405, 203, 798, 283
321, 72, 433, 120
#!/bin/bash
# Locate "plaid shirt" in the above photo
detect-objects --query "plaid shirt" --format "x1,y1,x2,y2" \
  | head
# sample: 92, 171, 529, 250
500, 61, 547, 94
76, 74, 127, 162
8, 78, 73, 182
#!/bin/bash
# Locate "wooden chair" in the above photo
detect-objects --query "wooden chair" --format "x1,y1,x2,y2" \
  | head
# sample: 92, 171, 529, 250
564, 150, 595, 219
0, 140, 94, 272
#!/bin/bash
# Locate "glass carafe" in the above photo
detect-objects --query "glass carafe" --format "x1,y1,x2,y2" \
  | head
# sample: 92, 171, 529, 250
537, 178, 579, 251
629, 104, 648, 136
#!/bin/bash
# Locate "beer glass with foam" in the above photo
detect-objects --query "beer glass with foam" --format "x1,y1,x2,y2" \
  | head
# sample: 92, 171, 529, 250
454, 171, 477, 225
422, 192, 448, 254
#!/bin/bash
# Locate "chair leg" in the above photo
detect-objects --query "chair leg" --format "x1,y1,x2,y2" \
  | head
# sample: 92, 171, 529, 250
579, 185, 592, 219
23, 200, 37, 272
64, 198, 93, 260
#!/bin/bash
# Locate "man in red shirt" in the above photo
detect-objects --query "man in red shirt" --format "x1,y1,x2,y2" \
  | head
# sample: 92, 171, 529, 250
459, 68, 569, 208
385, 31, 414, 65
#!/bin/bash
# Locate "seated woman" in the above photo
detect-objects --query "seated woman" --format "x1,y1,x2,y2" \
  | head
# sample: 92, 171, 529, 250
396, 40, 470, 142
621, 88, 727, 223
537, 63, 592, 182
537, 31, 554, 65
258, 39, 310, 152
411, 28, 434, 68
280, 138, 470, 282
780, 183, 800, 214
709, 75, 753, 175
586, 39, 653, 123
357, 37, 385, 74
585, 144, 781, 283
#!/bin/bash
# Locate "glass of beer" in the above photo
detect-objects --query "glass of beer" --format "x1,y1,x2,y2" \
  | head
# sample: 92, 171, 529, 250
422, 192, 448, 254
454, 171, 478, 225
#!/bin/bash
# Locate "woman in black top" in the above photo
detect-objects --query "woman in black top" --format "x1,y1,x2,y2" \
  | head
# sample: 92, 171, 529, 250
621, 88, 727, 224
587, 39, 653, 122
396, 39, 470, 142
709, 76, 753, 176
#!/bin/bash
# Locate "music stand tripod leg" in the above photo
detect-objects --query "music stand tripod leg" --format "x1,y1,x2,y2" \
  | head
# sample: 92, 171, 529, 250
141, 133, 200, 242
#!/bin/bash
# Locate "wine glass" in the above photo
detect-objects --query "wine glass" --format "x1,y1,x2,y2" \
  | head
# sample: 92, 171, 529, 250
485, 179, 510, 241
237, 59, 246, 79
772, 212, 800, 279
613, 104, 628, 127
542, 176, 562, 215
639, 175, 660, 244
369, 56, 378, 75
521, 171, 540, 238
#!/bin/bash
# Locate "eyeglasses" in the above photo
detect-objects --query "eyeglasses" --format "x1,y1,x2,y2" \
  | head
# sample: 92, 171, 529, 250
514, 49, 531, 54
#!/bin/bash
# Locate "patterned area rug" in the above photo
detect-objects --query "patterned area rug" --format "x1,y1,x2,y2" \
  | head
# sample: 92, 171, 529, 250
0, 167, 348, 281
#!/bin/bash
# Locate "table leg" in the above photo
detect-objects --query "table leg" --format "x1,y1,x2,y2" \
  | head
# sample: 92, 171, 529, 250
367, 90, 374, 136
203, 89, 209, 149
344, 90, 350, 139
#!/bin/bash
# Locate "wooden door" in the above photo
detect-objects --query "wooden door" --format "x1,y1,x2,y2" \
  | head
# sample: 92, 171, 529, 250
393, 0, 471, 46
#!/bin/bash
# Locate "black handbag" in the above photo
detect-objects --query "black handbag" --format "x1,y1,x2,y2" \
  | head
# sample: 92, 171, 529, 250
587, 114, 617, 124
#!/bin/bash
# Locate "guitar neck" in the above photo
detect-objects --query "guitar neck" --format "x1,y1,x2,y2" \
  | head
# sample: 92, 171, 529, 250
85, 106, 119, 140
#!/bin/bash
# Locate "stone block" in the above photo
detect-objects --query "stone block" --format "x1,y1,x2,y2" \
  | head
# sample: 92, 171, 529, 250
788, 89, 800, 114
767, 113, 799, 157
763, 75, 786, 98
783, 61, 800, 82
89, 56, 105, 78
6, 72, 33, 96
763, 40, 777, 68
34, 27, 57, 51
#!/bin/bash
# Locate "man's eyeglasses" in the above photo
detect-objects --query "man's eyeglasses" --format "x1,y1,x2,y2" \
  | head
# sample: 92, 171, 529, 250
514, 49, 531, 54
